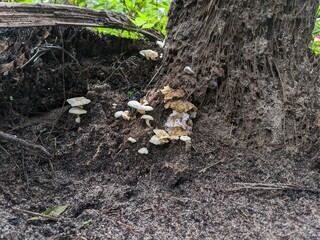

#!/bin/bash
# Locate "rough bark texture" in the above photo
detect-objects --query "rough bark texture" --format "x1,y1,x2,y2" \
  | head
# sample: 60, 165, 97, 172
159, 0, 320, 152
0, 3, 162, 41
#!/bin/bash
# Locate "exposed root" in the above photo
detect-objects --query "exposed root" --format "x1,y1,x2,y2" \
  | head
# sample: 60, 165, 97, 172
0, 131, 52, 158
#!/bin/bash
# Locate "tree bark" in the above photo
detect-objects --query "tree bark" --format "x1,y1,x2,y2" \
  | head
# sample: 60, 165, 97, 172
159, 0, 320, 152
0, 3, 162, 41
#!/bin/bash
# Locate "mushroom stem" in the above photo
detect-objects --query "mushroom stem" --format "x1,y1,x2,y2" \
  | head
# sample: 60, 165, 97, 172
75, 115, 81, 123
145, 119, 151, 127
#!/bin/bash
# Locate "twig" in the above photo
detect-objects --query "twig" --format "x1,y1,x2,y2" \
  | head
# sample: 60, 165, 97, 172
146, 64, 163, 89
0, 131, 53, 158
230, 182, 320, 193
12, 208, 58, 222
109, 219, 137, 236
0, 144, 11, 156
198, 158, 225, 173
21, 45, 80, 69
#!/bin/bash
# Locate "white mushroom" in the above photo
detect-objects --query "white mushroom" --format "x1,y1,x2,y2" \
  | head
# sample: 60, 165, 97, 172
141, 115, 154, 127
138, 147, 149, 154
138, 105, 153, 114
114, 110, 130, 120
156, 40, 165, 48
69, 107, 87, 123
112, 103, 117, 109
127, 100, 153, 114
128, 137, 137, 143
183, 66, 195, 75
142, 99, 149, 106
180, 135, 191, 143
149, 135, 165, 145
67, 96, 91, 107
139, 49, 158, 60
114, 111, 124, 118
127, 100, 141, 109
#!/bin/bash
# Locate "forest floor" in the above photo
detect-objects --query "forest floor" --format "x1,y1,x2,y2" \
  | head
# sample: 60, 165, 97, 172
0, 27, 319, 240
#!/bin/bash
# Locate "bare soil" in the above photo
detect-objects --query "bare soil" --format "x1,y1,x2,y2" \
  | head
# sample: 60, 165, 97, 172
0, 27, 319, 240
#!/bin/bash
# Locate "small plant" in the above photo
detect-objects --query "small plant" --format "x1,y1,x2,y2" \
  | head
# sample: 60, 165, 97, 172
310, 6, 320, 55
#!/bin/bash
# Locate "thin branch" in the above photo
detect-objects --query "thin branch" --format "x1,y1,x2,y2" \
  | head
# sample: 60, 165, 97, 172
230, 182, 320, 193
12, 208, 58, 222
0, 131, 53, 158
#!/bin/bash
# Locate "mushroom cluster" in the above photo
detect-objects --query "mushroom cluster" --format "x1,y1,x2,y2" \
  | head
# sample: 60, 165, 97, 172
113, 85, 197, 154
67, 96, 91, 123
113, 99, 156, 154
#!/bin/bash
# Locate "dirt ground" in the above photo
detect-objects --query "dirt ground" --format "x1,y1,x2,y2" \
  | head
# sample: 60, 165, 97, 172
0, 27, 319, 239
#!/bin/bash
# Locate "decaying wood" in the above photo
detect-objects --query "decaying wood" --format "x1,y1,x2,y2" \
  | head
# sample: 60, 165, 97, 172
0, 3, 163, 41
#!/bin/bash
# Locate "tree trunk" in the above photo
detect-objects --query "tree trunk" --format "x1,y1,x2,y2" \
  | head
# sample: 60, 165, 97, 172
158, 0, 320, 152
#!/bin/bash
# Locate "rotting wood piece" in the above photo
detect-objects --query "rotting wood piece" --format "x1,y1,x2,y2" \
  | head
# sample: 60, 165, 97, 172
0, 3, 163, 41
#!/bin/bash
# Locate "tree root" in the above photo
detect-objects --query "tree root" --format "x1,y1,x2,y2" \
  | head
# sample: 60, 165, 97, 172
0, 131, 52, 159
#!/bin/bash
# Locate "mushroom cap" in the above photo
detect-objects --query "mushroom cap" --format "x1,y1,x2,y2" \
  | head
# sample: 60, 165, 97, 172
67, 97, 91, 107
138, 147, 149, 154
114, 111, 124, 118
156, 40, 165, 48
149, 135, 168, 145
183, 66, 195, 74
69, 107, 87, 115
128, 100, 153, 112
141, 115, 154, 121
180, 135, 191, 142
127, 100, 142, 109
122, 110, 131, 120
128, 137, 137, 143
141, 105, 153, 111
139, 49, 158, 60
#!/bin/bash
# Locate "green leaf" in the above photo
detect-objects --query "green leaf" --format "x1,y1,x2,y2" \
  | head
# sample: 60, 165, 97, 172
141, 23, 156, 29
125, 0, 133, 9
312, 29, 320, 36
27, 205, 69, 221
133, 17, 147, 27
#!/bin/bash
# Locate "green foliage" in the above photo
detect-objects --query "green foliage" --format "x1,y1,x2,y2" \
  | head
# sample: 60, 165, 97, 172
310, 5, 320, 55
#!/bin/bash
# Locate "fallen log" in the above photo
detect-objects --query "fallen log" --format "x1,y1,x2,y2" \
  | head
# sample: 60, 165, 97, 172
0, 3, 163, 41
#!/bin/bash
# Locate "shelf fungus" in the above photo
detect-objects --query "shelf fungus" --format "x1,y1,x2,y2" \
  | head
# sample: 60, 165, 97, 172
161, 85, 185, 103
161, 85, 197, 138
139, 49, 158, 60
67, 96, 91, 123
164, 100, 197, 113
